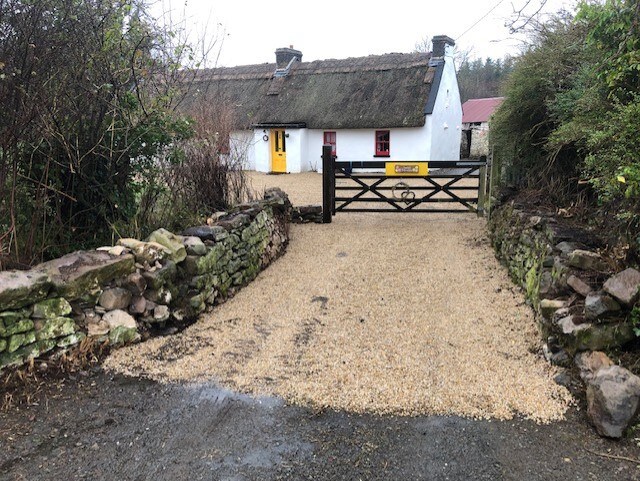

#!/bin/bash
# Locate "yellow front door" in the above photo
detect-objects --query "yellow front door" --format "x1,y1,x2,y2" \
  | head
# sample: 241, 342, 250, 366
270, 129, 287, 173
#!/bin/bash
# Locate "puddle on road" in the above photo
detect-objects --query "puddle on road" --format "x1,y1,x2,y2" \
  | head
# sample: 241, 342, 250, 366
178, 383, 310, 471
187, 383, 284, 409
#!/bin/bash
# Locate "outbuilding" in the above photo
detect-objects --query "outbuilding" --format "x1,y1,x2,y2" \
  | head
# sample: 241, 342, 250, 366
460, 97, 504, 159
187, 35, 462, 173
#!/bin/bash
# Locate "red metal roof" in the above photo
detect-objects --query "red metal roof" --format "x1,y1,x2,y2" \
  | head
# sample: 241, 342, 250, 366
461, 97, 504, 123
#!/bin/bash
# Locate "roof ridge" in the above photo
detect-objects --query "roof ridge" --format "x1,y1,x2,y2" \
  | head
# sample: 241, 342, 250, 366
196, 52, 431, 80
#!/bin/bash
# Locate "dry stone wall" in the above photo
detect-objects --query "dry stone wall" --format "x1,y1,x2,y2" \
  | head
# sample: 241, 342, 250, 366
489, 203, 639, 354
489, 201, 640, 437
0, 188, 291, 370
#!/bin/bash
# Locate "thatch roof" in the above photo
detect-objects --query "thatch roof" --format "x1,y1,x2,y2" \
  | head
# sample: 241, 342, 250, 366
186, 52, 442, 130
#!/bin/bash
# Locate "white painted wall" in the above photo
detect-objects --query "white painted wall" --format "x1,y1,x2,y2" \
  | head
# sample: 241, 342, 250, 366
282, 128, 305, 173
307, 127, 432, 172
241, 125, 435, 173
230, 131, 256, 170
428, 44, 462, 161
252, 130, 271, 172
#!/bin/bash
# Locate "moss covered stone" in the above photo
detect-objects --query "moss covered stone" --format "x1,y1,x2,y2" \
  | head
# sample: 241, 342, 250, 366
8, 334, 26, 353
6, 319, 34, 336
191, 274, 220, 291
34, 317, 76, 341
226, 258, 243, 275
241, 224, 258, 242
189, 292, 206, 309
57, 332, 86, 348
142, 261, 177, 290
18, 339, 57, 361
0, 338, 6, 352
196, 244, 227, 275
109, 325, 139, 345
525, 265, 541, 308
0, 311, 25, 327
147, 228, 187, 263
224, 233, 240, 250
38, 250, 135, 300
0, 350, 24, 367
182, 255, 200, 276
32, 297, 72, 319
573, 323, 635, 351
0, 270, 52, 310
24, 331, 36, 345
232, 272, 244, 286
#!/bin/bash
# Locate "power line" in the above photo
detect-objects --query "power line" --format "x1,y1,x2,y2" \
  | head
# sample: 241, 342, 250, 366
456, 0, 506, 41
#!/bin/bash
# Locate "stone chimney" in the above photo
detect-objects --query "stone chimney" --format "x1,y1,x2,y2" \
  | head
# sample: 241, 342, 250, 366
275, 46, 303, 68
431, 35, 455, 58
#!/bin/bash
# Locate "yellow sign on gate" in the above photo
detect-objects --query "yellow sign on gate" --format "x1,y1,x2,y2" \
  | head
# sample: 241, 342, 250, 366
385, 162, 428, 177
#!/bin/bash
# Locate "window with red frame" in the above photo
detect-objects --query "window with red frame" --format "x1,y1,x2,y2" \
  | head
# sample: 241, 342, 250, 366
324, 131, 337, 156
375, 130, 390, 156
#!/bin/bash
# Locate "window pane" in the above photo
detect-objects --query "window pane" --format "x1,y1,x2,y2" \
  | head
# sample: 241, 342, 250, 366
375, 130, 390, 155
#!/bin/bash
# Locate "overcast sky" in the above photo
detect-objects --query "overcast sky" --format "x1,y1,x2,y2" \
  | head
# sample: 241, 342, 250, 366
152, 0, 577, 67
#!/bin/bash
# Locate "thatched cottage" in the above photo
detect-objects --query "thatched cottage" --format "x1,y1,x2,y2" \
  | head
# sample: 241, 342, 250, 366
188, 35, 462, 173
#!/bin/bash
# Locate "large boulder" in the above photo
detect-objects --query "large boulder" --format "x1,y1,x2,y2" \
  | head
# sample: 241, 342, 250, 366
146, 228, 187, 263
37, 251, 135, 300
0, 269, 52, 310
603, 268, 640, 307
587, 365, 640, 438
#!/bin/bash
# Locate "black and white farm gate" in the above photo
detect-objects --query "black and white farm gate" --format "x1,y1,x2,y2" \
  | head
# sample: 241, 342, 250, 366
320, 145, 490, 223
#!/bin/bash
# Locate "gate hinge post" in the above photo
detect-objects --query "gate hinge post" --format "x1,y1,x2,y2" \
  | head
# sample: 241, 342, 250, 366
322, 145, 334, 223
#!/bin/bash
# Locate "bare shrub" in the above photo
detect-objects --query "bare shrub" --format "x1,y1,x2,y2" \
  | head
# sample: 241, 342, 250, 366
119, 102, 254, 238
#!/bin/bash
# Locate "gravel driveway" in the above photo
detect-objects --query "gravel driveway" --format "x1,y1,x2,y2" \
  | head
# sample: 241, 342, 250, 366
106, 172, 570, 422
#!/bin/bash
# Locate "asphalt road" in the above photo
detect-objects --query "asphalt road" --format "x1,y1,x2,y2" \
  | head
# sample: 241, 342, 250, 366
2, 370, 639, 481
